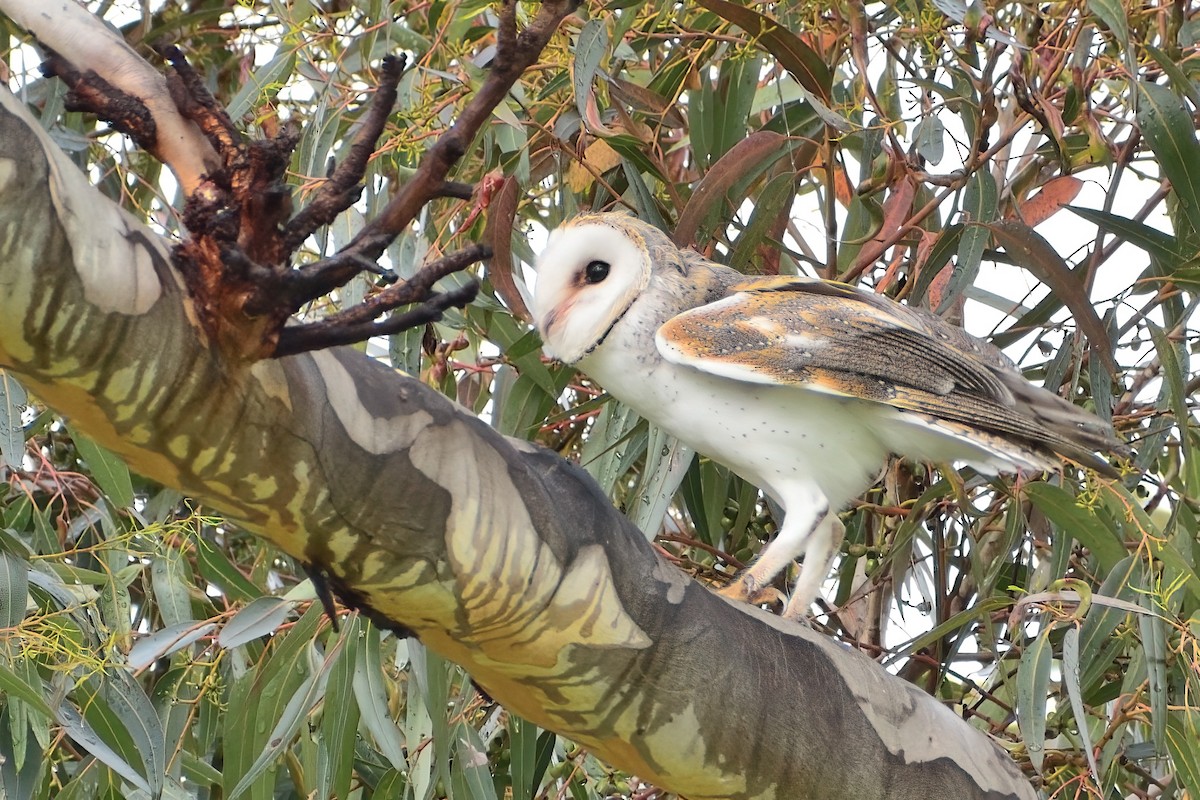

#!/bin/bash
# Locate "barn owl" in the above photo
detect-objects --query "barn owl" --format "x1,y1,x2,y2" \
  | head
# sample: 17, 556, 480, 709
533, 212, 1125, 620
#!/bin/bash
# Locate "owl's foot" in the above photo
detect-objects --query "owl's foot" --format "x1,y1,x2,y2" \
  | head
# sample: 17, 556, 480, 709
780, 594, 816, 622
718, 574, 780, 607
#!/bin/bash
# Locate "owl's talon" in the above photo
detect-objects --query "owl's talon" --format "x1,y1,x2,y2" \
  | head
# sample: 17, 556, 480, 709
718, 576, 779, 607
780, 599, 815, 623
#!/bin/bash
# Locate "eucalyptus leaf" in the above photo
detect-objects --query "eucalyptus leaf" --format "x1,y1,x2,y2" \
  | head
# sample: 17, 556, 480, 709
219, 596, 294, 649
0, 370, 26, 469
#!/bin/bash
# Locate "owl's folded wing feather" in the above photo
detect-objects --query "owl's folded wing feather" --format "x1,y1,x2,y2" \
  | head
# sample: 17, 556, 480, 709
655, 275, 1125, 474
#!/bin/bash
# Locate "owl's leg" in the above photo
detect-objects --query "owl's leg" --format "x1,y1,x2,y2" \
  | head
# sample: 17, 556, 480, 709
719, 494, 828, 606
781, 515, 845, 620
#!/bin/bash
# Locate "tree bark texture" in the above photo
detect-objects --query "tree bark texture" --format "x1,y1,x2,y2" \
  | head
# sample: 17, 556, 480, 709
0, 89, 1037, 800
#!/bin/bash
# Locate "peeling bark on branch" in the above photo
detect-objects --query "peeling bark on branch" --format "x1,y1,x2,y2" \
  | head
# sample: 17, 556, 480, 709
0, 89, 1037, 800
2, 0, 218, 193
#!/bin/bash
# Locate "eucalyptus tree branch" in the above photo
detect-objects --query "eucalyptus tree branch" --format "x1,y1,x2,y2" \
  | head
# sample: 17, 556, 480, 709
0, 0, 218, 193
273, 247, 490, 356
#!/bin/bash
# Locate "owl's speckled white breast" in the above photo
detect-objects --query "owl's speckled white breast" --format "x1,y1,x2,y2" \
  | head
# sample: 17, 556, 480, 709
579, 303, 890, 512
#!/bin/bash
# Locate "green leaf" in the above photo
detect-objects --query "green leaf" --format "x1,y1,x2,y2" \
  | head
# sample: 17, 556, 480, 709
628, 425, 692, 539
884, 595, 1014, 666
712, 55, 762, 169
1138, 81, 1200, 247
1087, 0, 1134, 74
508, 716, 538, 800
372, 769, 408, 796
985, 219, 1117, 374
728, 172, 797, 271
1025, 483, 1125, 572
219, 597, 294, 649
1138, 607, 1168, 752
227, 50, 297, 121
581, 401, 644, 495
83, 671, 166, 796
230, 634, 343, 800
0, 703, 44, 800
317, 618, 360, 800
913, 116, 945, 165
836, 193, 882, 270
1149, 322, 1194, 494
939, 170, 996, 313
71, 431, 134, 508
907, 224, 963, 306
694, 0, 833, 101
0, 550, 28, 630
621, 161, 668, 230
404, 639, 436, 800
128, 622, 215, 671
0, 369, 26, 469
1061, 627, 1100, 781
223, 603, 324, 800
195, 536, 262, 604
1016, 625, 1054, 773
0, 657, 51, 718
151, 548, 193, 628
1166, 711, 1200, 796
352, 623, 407, 769
675, 131, 794, 247
450, 722, 497, 800
492, 363, 573, 438
1078, 556, 1138, 694
55, 699, 152, 794
1069, 205, 1189, 268
602, 133, 667, 183
1145, 44, 1200, 108
572, 20, 609, 122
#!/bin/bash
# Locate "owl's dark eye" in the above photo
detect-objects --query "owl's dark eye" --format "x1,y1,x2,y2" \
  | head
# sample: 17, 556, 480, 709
584, 260, 611, 284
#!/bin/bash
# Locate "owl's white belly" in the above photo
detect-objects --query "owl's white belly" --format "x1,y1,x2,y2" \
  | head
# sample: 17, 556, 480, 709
582, 344, 890, 513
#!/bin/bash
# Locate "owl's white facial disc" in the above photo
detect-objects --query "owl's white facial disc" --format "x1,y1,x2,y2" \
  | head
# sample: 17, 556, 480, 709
533, 220, 652, 363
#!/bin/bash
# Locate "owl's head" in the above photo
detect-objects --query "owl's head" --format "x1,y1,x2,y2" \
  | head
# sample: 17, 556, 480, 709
533, 213, 657, 363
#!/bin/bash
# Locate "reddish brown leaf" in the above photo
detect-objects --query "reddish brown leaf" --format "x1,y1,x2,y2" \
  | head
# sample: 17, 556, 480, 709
985, 219, 1117, 375
1010, 176, 1083, 227
608, 76, 687, 128
694, 0, 833, 102
674, 130, 789, 247
848, 176, 917, 275
832, 165, 854, 209
483, 177, 531, 322
926, 261, 963, 321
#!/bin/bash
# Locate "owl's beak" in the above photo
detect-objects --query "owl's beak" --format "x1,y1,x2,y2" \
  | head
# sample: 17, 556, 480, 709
538, 312, 561, 360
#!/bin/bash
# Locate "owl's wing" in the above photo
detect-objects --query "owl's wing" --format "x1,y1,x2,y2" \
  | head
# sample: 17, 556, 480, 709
655, 275, 1121, 471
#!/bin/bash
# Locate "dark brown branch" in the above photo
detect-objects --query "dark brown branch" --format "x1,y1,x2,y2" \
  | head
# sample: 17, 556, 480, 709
161, 45, 241, 157
281, 55, 409, 253
317, 245, 491, 327
437, 181, 476, 200
260, 243, 488, 320
39, 52, 157, 152
274, 282, 480, 357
